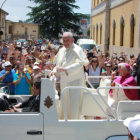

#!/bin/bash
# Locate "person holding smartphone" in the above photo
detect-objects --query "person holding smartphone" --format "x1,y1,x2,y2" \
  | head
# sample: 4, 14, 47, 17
13, 63, 31, 95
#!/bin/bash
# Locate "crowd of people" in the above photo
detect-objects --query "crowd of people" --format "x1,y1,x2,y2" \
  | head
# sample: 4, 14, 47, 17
0, 32, 140, 116
0, 32, 140, 140
0, 39, 59, 95
84, 47, 140, 116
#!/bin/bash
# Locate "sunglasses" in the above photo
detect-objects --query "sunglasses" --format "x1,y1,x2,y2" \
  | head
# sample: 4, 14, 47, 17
6, 65, 11, 67
106, 65, 112, 68
92, 60, 98, 63
119, 59, 124, 62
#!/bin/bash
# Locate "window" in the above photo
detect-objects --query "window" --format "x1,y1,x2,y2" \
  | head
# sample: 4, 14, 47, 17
9, 25, 13, 34
96, 24, 98, 44
2, 18, 4, 27
130, 14, 135, 48
92, 0, 95, 8
113, 20, 116, 45
25, 27, 28, 40
120, 16, 124, 46
93, 25, 95, 40
100, 23, 102, 44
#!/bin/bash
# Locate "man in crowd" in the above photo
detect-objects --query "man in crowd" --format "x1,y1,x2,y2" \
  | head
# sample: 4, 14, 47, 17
51, 32, 89, 119
132, 54, 140, 99
0, 61, 15, 95
123, 115, 140, 140
1, 41, 9, 55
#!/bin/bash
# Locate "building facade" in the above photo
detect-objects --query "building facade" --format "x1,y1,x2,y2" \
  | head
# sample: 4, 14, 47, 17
0, 8, 39, 41
0, 9, 8, 41
80, 14, 91, 38
91, 0, 140, 56
6, 20, 39, 41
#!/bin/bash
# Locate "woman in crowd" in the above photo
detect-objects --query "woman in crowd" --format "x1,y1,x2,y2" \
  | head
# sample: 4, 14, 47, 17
118, 56, 126, 63
101, 62, 113, 76
30, 65, 44, 85
86, 55, 101, 88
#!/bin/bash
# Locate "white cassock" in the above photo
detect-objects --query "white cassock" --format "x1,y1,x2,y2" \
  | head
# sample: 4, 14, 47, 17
53, 43, 89, 119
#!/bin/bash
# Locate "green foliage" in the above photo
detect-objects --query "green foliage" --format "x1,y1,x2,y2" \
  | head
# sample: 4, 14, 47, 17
27, 0, 84, 38
87, 28, 90, 37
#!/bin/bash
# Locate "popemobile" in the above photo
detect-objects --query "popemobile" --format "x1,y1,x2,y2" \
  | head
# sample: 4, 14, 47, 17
0, 78, 140, 140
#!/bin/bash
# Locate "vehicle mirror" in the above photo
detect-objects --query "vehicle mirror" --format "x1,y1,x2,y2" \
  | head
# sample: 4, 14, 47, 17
106, 135, 128, 140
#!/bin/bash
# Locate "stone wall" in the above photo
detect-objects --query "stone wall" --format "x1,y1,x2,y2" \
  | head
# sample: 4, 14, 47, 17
99, 44, 140, 57
109, 45, 140, 57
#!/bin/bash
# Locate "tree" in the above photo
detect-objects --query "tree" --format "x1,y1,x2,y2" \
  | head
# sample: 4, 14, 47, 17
87, 28, 90, 37
27, 0, 85, 38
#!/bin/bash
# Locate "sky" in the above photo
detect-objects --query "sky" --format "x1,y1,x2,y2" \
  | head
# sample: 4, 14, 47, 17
1, 0, 91, 22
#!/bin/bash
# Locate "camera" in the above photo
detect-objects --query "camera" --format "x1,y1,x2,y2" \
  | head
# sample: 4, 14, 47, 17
24, 68, 28, 73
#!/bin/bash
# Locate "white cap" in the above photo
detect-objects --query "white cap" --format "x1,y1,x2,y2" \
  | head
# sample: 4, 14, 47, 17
4, 61, 12, 67
123, 115, 140, 139
33, 65, 40, 70
2, 63, 5, 68
34, 62, 40, 65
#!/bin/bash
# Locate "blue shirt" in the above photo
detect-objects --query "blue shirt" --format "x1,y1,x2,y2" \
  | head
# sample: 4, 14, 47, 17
0, 69, 15, 95
2, 46, 9, 54
13, 72, 30, 95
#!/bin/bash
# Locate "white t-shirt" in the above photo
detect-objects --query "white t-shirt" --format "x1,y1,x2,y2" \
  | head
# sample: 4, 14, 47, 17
88, 66, 100, 84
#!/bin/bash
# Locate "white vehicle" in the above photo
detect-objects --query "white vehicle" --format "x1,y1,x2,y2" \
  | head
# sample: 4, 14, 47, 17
77, 39, 97, 51
0, 77, 140, 140
17, 39, 27, 47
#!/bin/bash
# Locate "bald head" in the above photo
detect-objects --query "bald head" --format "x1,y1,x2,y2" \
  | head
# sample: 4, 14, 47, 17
62, 32, 74, 48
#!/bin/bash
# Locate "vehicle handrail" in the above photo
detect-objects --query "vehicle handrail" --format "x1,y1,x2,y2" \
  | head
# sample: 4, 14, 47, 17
87, 76, 113, 78
85, 75, 118, 118
96, 86, 140, 119
86, 76, 140, 118
61, 85, 140, 121
61, 86, 115, 121
85, 75, 117, 88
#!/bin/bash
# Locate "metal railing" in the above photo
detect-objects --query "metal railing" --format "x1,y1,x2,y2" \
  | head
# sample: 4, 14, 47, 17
85, 75, 114, 88
61, 86, 115, 121
61, 76, 140, 121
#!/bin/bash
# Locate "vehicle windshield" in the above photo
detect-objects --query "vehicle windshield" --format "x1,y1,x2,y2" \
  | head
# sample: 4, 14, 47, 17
81, 44, 96, 51
17, 39, 26, 42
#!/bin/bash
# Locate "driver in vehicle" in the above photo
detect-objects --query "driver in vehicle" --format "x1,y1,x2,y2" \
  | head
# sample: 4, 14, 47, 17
0, 78, 41, 112
13, 78, 41, 112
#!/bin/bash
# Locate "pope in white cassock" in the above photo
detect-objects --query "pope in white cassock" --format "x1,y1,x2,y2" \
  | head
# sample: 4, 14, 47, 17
51, 32, 89, 119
